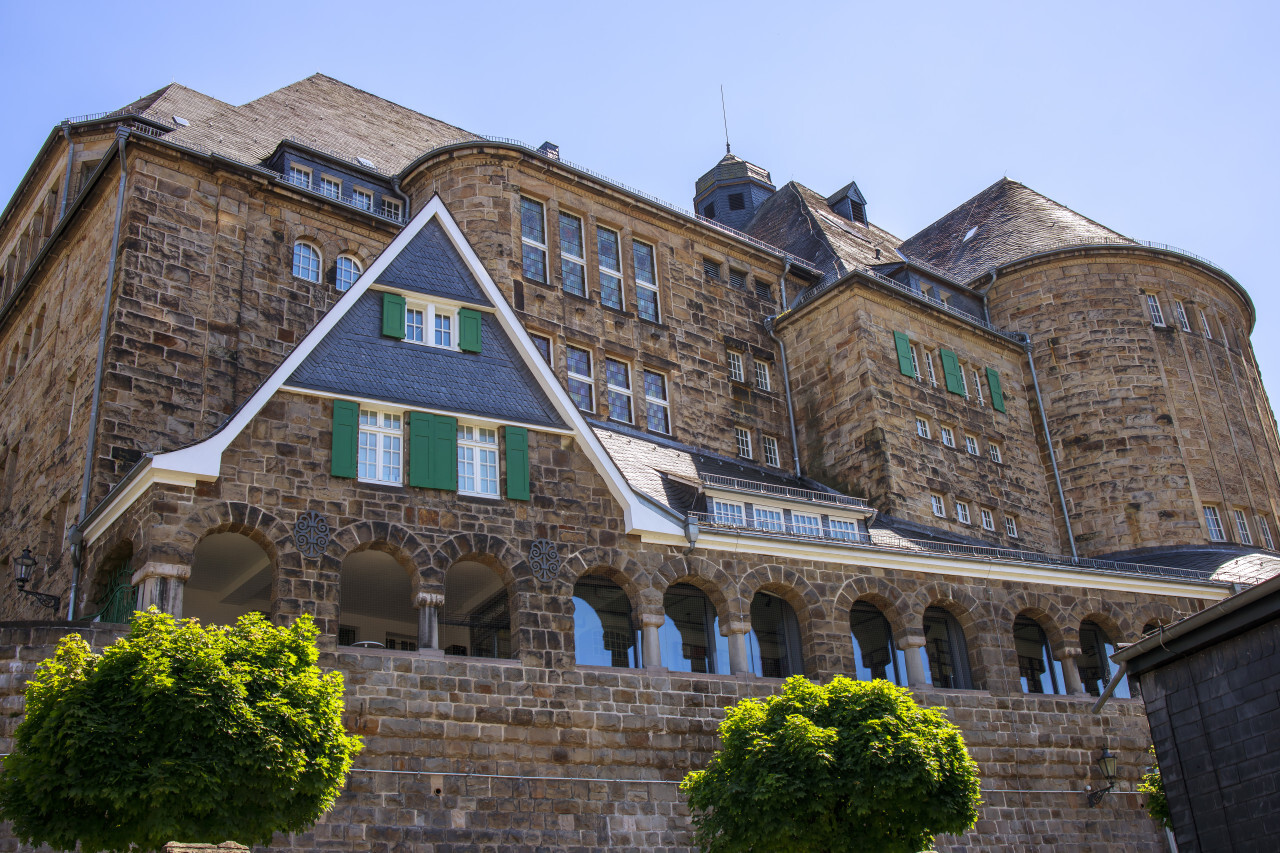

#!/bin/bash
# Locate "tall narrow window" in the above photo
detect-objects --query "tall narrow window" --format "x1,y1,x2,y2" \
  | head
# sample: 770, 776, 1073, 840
956, 501, 971, 524
754, 359, 772, 391
292, 242, 320, 282
520, 197, 547, 283
433, 311, 453, 348
633, 240, 660, 322
747, 592, 803, 678
958, 365, 969, 398
965, 434, 979, 455
734, 427, 752, 459
922, 607, 974, 689
573, 576, 641, 668
1004, 516, 1019, 538
605, 358, 633, 424
980, 508, 995, 531
1233, 509, 1252, 544
597, 226, 623, 309
566, 345, 594, 411
727, 351, 745, 383
1259, 515, 1275, 550
1204, 505, 1225, 540
335, 256, 362, 291
916, 417, 930, 439
358, 409, 402, 484
849, 602, 906, 685
457, 425, 499, 497
940, 426, 955, 447
925, 352, 937, 386
909, 346, 921, 381
659, 583, 729, 675
1014, 616, 1065, 695
973, 369, 984, 404
762, 435, 780, 468
643, 370, 670, 434
530, 333, 552, 364
405, 307, 425, 343
1200, 309, 1212, 339
559, 212, 587, 297
1146, 294, 1166, 326
1174, 300, 1191, 332
931, 494, 946, 517
988, 442, 1002, 463
1079, 620, 1130, 699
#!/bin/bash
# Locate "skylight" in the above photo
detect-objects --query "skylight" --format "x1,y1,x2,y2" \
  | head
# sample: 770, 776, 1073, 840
963, 226, 978, 242
172, 115, 190, 127
357, 156, 375, 168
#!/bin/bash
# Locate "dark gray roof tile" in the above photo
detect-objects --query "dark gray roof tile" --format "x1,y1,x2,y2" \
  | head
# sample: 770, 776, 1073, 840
376, 219, 490, 306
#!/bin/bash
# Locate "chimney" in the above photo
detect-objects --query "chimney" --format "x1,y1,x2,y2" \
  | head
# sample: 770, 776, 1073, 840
537, 142, 560, 161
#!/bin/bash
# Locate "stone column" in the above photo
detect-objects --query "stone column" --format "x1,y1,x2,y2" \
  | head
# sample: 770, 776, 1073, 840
724, 619, 752, 676
640, 613, 664, 669
1060, 648, 1087, 695
130, 562, 191, 617
898, 634, 929, 688
415, 592, 445, 650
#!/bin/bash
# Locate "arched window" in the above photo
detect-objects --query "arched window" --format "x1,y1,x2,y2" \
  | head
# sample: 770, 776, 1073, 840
338, 550, 417, 650
442, 561, 510, 658
1013, 615, 1065, 695
1079, 620, 1129, 698
573, 575, 640, 667
849, 601, 906, 685
922, 606, 974, 689
292, 241, 321, 282
31, 306, 45, 351
335, 255, 362, 292
185, 533, 272, 624
659, 583, 729, 674
746, 591, 803, 678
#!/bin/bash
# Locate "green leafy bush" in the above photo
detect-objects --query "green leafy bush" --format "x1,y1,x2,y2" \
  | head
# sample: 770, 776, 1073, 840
1138, 745, 1171, 829
680, 675, 981, 853
0, 608, 362, 852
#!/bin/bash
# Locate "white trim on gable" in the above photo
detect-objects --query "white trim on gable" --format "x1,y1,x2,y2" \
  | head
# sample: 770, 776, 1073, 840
82, 195, 684, 544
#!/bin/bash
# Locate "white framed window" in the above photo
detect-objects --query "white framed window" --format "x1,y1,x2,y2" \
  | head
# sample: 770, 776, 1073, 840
754, 359, 772, 391
530, 333, 552, 364
1146, 294, 1166, 327
287, 164, 311, 189
728, 351, 745, 383
605, 358, 633, 424
292, 241, 321, 282
965, 434, 979, 455
406, 307, 425, 343
1233, 509, 1252, 545
1200, 309, 1212, 339
956, 501, 971, 525
931, 494, 946, 517
1204, 506, 1225, 540
959, 366, 969, 398
909, 345, 921, 381
791, 511, 821, 536
988, 442, 1002, 464
597, 225, 623, 309
633, 239, 660, 322
566, 345, 594, 411
980, 508, 995, 531
828, 518, 862, 542
559, 211, 587, 297
734, 427, 752, 459
643, 370, 670, 434
916, 417, 930, 439
762, 435, 780, 468
401, 302, 456, 350
712, 498, 744, 526
1259, 515, 1275, 550
520, 197, 548, 283
457, 424, 499, 497
319, 175, 341, 199
352, 187, 373, 212
335, 255, 362, 292
358, 408, 402, 484
381, 198, 403, 220
433, 309, 453, 348
925, 352, 937, 387
1174, 300, 1191, 332
940, 426, 955, 448
752, 505, 785, 532
973, 369, 984, 405
1004, 516, 1019, 538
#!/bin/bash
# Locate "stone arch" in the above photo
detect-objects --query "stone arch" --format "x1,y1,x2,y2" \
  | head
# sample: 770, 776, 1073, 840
558, 547, 647, 607
1131, 601, 1184, 636
83, 537, 135, 621
999, 590, 1076, 655
430, 532, 530, 594
738, 565, 828, 678
177, 501, 294, 571
325, 520, 431, 594
1071, 598, 1134, 645
911, 580, 992, 689
832, 575, 914, 640
653, 555, 738, 622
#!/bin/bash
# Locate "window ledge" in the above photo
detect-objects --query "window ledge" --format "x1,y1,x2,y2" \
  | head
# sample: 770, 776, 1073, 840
601, 303, 634, 319
564, 290, 594, 306
636, 316, 667, 331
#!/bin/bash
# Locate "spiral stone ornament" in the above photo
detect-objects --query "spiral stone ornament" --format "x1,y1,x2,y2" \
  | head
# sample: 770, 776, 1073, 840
529, 539, 561, 583
293, 510, 332, 558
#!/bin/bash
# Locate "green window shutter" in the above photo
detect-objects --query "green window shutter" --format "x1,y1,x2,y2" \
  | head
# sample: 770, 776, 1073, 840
381, 292, 406, 339
330, 399, 359, 478
459, 308, 482, 353
504, 426, 530, 500
427, 413, 459, 491
407, 412, 432, 487
893, 331, 915, 378
986, 367, 1006, 413
940, 348, 965, 395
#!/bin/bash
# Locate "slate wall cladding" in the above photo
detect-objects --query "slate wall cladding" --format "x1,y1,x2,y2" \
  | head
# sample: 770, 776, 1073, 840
984, 250, 1280, 558
1137, 618, 1280, 853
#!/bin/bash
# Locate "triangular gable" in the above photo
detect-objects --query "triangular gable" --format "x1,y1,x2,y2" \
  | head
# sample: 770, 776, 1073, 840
374, 218, 491, 305
84, 196, 683, 542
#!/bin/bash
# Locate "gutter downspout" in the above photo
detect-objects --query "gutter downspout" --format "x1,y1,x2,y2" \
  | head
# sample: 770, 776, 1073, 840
391, 177, 411, 224
1022, 332, 1078, 558
768, 259, 803, 477
59, 123, 74, 220
71, 126, 130, 620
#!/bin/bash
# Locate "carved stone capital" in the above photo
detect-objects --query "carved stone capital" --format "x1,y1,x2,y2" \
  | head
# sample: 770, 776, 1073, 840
639, 613, 666, 628
896, 634, 927, 651
130, 561, 191, 587
415, 592, 445, 609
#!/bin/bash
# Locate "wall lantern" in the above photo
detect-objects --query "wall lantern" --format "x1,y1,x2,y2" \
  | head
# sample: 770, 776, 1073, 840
1086, 747, 1119, 807
12, 548, 62, 611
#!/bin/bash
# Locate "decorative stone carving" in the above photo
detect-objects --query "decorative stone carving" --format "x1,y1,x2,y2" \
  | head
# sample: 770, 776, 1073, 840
529, 539, 561, 583
293, 511, 331, 558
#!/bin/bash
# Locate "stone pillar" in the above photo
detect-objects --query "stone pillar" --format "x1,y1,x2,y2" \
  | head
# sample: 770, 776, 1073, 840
724, 619, 752, 676
130, 562, 190, 617
1061, 648, 1087, 695
415, 592, 445, 650
898, 634, 929, 687
640, 613, 664, 669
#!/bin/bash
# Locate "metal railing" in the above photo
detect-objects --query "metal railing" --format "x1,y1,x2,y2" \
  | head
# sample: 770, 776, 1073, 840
689, 511, 1227, 585
894, 251, 968, 289
278, 172, 403, 222
287, 136, 394, 175
700, 473, 870, 510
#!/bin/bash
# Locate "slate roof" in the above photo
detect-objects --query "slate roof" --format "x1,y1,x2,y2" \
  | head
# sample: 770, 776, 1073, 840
747, 182, 902, 283
119, 84, 231, 130
695, 152, 774, 197
897, 178, 1133, 285
375, 219, 491, 306
287, 291, 563, 429
1098, 546, 1280, 586
151, 74, 477, 174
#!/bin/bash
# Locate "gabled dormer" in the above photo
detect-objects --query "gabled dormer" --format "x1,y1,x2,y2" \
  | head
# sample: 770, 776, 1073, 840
693, 152, 776, 231
826, 179, 867, 225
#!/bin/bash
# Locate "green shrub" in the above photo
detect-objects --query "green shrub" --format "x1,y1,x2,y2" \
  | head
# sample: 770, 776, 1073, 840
1138, 745, 1171, 829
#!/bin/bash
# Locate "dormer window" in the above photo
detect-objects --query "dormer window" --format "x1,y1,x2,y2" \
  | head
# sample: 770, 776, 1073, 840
319, 176, 341, 199
352, 188, 373, 211
287, 165, 311, 190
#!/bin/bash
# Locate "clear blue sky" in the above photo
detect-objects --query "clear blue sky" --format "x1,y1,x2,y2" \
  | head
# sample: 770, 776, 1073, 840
3, 1, 1278, 414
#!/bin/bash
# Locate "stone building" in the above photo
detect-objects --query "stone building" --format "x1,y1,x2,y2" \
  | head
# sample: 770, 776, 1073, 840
0, 74, 1276, 851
